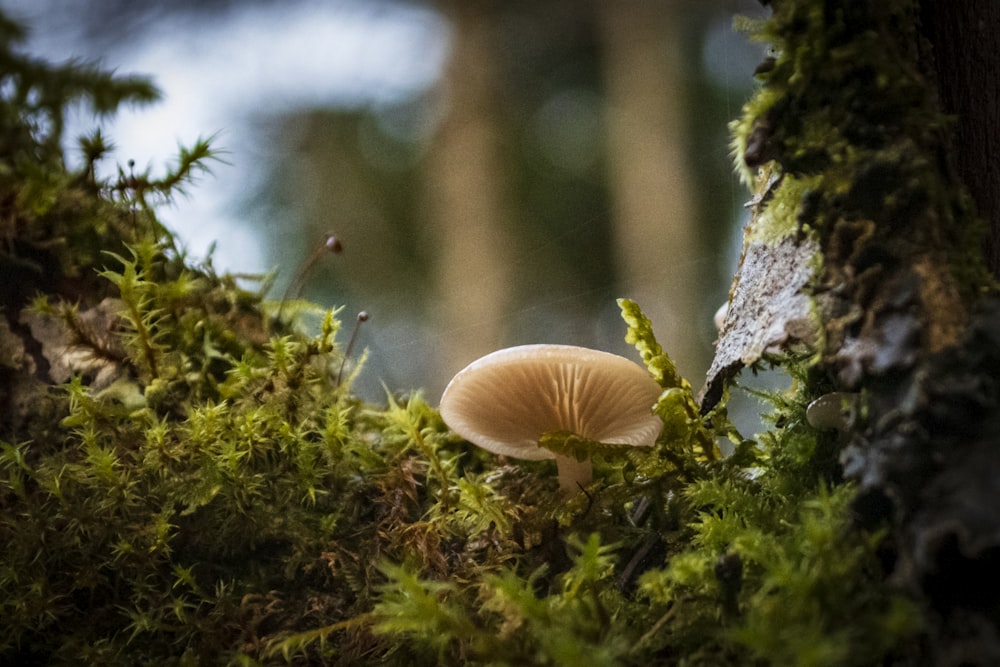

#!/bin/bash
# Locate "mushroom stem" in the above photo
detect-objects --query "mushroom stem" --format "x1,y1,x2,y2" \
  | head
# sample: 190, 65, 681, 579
554, 454, 593, 494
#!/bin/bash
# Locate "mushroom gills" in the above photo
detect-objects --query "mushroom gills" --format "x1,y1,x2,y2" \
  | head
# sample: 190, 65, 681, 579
439, 344, 663, 493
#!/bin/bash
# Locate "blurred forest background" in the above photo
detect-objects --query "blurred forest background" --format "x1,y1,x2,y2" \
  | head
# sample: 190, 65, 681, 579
9, 0, 767, 402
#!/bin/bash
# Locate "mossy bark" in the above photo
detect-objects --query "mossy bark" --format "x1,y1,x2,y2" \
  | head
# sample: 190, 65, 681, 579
709, 1, 1000, 661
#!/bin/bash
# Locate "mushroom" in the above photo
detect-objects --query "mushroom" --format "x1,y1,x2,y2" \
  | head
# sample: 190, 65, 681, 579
439, 344, 663, 493
713, 301, 729, 331
806, 392, 860, 432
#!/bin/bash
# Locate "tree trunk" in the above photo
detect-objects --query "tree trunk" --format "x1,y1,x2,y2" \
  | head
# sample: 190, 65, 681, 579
598, 0, 704, 379
706, 1, 1000, 662
423, 2, 519, 386
920, 0, 1000, 279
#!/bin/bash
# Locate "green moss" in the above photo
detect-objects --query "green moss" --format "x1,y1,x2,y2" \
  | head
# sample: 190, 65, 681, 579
732, 0, 991, 301
748, 173, 822, 244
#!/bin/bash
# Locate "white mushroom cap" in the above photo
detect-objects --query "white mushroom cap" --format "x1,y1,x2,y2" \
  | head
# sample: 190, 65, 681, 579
439, 344, 663, 491
806, 392, 859, 432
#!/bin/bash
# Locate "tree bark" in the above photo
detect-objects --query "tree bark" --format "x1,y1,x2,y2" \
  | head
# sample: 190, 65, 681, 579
706, 2, 1000, 662
920, 0, 1000, 279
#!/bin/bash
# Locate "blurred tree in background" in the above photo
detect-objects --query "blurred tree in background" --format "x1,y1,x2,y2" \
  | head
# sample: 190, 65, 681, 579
10, 0, 766, 399
236, 0, 761, 399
